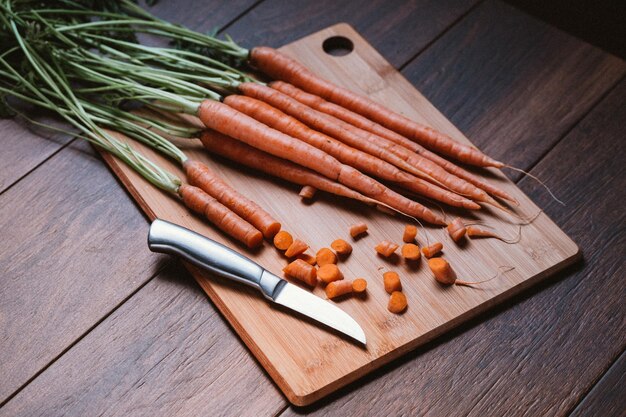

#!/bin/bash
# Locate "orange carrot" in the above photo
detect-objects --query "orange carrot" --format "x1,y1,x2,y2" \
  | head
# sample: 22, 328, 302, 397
375, 240, 399, 257
273, 230, 293, 251
283, 259, 317, 286
325, 279, 353, 299
428, 257, 456, 285
296, 252, 317, 265
467, 225, 521, 244
238, 83, 490, 206
183, 159, 280, 239
422, 242, 443, 258
331, 239, 352, 256
178, 184, 263, 248
383, 271, 402, 294
388, 291, 407, 314
317, 264, 344, 284
249, 47, 502, 167
284, 239, 309, 258
349, 222, 368, 239
447, 217, 467, 242
225, 94, 479, 210
198, 129, 445, 225
316, 247, 337, 266
352, 278, 368, 293
401, 243, 421, 261
299, 185, 316, 199
403, 225, 418, 243
270, 81, 516, 203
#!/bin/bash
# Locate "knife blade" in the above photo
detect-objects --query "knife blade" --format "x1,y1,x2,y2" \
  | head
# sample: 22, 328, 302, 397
147, 219, 366, 344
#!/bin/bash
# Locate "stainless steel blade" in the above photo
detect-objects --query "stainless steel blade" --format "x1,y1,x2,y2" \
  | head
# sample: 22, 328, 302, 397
272, 280, 366, 345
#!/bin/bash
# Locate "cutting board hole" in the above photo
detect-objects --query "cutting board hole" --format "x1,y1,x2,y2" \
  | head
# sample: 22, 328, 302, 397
322, 36, 354, 56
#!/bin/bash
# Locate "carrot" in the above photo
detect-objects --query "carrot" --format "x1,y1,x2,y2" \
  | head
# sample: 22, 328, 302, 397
401, 243, 421, 261
331, 239, 352, 256
270, 81, 516, 203
352, 278, 368, 293
447, 217, 467, 242
296, 252, 317, 265
375, 240, 399, 257
299, 185, 316, 199
427, 257, 512, 286
383, 271, 402, 294
349, 222, 368, 239
225, 94, 478, 210
324, 279, 352, 299
283, 259, 317, 286
238, 83, 490, 206
249, 47, 502, 168
316, 247, 337, 266
317, 264, 344, 284
178, 184, 263, 248
273, 230, 293, 251
388, 291, 408, 314
183, 159, 281, 239
284, 239, 309, 258
422, 242, 443, 258
199, 130, 445, 225
467, 225, 521, 244
403, 225, 418, 243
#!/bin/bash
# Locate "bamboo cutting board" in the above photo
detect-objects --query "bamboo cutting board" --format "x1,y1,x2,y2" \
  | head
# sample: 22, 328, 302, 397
100, 24, 580, 406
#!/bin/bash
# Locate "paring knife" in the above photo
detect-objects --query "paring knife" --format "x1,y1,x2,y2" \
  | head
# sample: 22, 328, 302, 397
147, 219, 366, 344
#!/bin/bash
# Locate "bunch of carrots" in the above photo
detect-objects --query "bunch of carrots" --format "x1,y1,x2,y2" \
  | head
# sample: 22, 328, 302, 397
0, 1, 533, 304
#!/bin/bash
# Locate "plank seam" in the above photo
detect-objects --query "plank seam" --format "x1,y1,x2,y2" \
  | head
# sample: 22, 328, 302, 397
217, 0, 266, 35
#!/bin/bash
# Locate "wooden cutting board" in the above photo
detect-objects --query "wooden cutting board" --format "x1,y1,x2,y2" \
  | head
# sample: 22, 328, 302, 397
100, 24, 580, 406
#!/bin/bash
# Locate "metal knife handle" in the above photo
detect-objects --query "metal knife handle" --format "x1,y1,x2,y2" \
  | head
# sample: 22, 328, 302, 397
147, 219, 283, 299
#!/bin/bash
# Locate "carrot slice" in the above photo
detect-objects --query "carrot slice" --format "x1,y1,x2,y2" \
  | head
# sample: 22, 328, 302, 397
284, 239, 309, 258
349, 222, 368, 238
331, 239, 352, 256
375, 240, 399, 257
316, 247, 337, 266
352, 278, 368, 293
388, 291, 407, 314
403, 225, 418, 243
283, 259, 317, 286
317, 264, 343, 284
401, 243, 421, 261
383, 271, 402, 294
273, 230, 293, 251
422, 242, 443, 258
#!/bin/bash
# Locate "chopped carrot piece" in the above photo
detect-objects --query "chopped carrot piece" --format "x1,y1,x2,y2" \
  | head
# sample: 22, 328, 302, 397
317, 264, 344, 284
299, 185, 316, 199
422, 242, 443, 258
349, 222, 368, 238
428, 257, 455, 285
383, 271, 402, 294
352, 278, 367, 293
331, 239, 352, 256
273, 230, 293, 251
388, 291, 407, 314
375, 240, 399, 257
283, 259, 317, 286
296, 253, 316, 265
401, 243, 421, 261
403, 225, 418, 243
325, 280, 353, 299
316, 247, 337, 266
447, 217, 466, 242
284, 239, 309, 257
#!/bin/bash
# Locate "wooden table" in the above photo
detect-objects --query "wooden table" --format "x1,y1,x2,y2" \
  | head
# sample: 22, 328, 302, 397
1, 1, 624, 415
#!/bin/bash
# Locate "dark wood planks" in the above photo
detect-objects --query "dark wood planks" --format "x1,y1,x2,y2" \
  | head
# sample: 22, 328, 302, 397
570, 350, 626, 417
0, 141, 165, 403
0, 263, 286, 417
402, 0, 625, 180
226, 0, 479, 68
279, 78, 626, 416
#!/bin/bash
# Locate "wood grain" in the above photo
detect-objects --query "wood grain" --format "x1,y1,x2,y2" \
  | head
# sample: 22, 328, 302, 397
0, 141, 165, 404
96, 24, 578, 405
226, 0, 479, 68
0, 263, 286, 417
280, 77, 626, 417
401, 0, 626, 180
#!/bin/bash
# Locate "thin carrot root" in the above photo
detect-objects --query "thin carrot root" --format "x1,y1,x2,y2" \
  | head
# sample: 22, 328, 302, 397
352, 278, 368, 293
403, 224, 418, 243
299, 185, 316, 199
349, 222, 368, 239
296, 253, 317, 265
401, 243, 421, 261
317, 264, 344, 284
375, 240, 399, 257
504, 165, 565, 206
422, 242, 443, 258
316, 247, 337, 266
383, 271, 402, 294
467, 224, 522, 244
447, 217, 467, 242
454, 266, 516, 286
273, 230, 293, 251
283, 259, 317, 287
388, 291, 407, 314
179, 184, 263, 248
331, 239, 353, 256
284, 239, 309, 258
